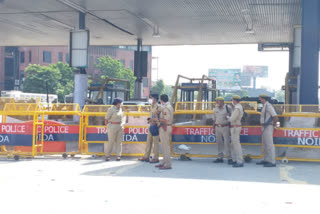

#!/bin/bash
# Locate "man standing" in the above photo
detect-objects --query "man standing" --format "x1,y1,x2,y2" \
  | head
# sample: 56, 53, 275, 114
104, 98, 125, 161
155, 94, 174, 170
138, 94, 160, 163
212, 97, 233, 164
257, 94, 278, 167
228, 95, 244, 167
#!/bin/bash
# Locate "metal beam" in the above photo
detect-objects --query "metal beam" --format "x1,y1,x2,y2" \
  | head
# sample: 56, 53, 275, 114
299, 0, 320, 104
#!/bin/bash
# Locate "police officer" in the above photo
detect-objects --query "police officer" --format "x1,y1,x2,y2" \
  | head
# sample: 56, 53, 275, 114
104, 98, 125, 161
228, 95, 244, 167
138, 94, 160, 163
257, 94, 278, 167
155, 94, 174, 170
212, 97, 233, 164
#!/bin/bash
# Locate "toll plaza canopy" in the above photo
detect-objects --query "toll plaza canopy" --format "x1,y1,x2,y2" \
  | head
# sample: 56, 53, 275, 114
2, 0, 320, 105
0, 0, 301, 46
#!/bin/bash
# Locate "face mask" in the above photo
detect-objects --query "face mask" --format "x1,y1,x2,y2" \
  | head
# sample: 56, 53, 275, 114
148, 99, 153, 104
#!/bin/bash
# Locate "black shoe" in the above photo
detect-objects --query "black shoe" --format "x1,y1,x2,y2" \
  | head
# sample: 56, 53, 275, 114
213, 158, 224, 163
228, 159, 236, 165
256, 160, 267, 165
232, 163, 244, 168
264, 163, 276, 167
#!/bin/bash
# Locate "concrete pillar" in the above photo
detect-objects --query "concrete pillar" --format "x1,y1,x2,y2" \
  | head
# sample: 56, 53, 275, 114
299, 0, 320, 104
291, 26, 301, 104
73, 12, 88, 109
74, 73, 88, 108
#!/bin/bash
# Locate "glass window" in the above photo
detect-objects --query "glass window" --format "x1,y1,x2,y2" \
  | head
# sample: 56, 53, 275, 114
143, 77, 148, 87
66, 53, 70, 64
43, 51, 52, 63
130, 60, 134, 70
58, 52, 63, 62
29, 51, 32, 63
20, 52, 25, 63
120, 59, 125, 66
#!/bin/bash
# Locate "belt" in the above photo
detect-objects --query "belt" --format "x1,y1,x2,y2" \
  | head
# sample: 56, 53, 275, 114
215, 124, 229, 127
230, 125, 241, 128
110, 122, 121, 124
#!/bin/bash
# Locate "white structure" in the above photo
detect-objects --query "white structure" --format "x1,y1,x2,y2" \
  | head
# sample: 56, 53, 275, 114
1, 91, 57, 103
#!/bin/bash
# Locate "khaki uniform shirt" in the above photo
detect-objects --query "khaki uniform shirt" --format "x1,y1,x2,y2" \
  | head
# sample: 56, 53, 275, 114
150, 103, 160, 118
160, 102, 174, 124
229, 103, 243, 126
260, 101, 277, 124
105, 106, 125, 126
213, 104, 231, 125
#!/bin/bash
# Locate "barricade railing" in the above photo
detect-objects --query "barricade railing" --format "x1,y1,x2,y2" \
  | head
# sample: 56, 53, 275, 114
270, 106, 320, 162
173, 104, 320, 162
33, 103, 82, 158
0, 103, 40, 159
175, 101, 258, 114
172, 110, 263, 159
0, 101, 319, 163
0, 98, 16, 152
82, 105, 150, 157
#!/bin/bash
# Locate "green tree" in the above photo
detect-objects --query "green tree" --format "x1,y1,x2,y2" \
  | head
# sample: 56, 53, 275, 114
22, 62, 74, 102
275, 90, 285, 102
223, 89, 248, 101
163, 85, 174, 100
50, 62, 74, 102
95, 56, 136, 98
150, 80, 165, 95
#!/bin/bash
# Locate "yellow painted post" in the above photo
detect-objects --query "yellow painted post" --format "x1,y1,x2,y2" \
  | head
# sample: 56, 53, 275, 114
79, 114, 83, 154
84, 113, 89, 154
40, 113, 44, 154
32, 113, 37, 157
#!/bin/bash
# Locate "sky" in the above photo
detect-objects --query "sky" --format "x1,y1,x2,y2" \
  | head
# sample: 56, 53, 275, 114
152, 44, 289, 91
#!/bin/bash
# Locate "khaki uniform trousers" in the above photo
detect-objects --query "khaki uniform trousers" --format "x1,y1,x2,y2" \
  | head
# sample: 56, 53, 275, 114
230, 127, 243, 163
262, 125, 276, 164
159, 126, 172, 168
105, 124, 123, 157
144, 131, 160, 159
215, 126, 232, 159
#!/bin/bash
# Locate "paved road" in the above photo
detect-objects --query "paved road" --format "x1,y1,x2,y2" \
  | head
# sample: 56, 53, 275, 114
0, 156, 319, 214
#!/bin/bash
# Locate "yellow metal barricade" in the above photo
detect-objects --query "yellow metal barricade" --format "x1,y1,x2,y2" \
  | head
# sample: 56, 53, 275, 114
0, 98, 15, 152
271, 104, 320, 162
0, 102, 40, 159
33, 103, 83, 158
82, 105, 150, 157
174, 101, 258, 114
172, 105, 263, 159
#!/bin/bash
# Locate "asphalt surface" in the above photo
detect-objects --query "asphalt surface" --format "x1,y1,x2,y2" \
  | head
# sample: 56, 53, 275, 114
0, 156, 319, 214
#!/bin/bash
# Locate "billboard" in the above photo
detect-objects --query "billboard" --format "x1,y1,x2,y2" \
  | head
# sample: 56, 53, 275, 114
243, 65, 268, 78
208, 68, 241, 90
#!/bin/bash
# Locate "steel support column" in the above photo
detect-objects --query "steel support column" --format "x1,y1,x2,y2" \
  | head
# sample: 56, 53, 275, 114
134, 38, 143, 100
299, 0, 320, 104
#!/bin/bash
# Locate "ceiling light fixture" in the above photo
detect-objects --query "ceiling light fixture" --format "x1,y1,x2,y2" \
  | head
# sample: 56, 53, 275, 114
152, 25, 160, 38
245, 27, 255, 34
241, 9, 254, 34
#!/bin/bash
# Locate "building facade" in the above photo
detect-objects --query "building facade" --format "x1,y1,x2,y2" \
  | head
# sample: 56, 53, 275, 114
0, 45, 152, 98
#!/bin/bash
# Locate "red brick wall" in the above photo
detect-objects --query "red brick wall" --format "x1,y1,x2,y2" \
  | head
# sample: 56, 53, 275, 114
87, 47, 152, 98
3, 46, 151, 98
18, 46, 69, 71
